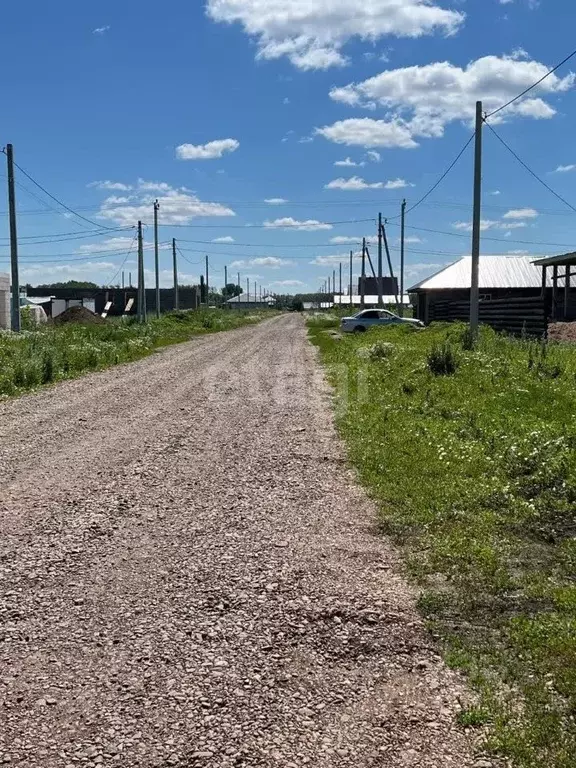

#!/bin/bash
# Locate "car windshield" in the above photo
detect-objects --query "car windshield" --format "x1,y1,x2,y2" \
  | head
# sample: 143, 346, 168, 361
354, 310, 399, 319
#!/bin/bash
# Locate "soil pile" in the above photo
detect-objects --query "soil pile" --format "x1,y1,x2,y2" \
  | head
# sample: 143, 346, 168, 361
55, 306, 104, 325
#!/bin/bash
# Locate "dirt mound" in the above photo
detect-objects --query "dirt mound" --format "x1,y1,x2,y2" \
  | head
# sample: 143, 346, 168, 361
548, 322, 576, 343
55, 306, 104, 325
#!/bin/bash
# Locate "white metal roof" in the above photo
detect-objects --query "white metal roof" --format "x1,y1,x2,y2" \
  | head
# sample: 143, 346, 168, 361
226, 295, 276, 304
333, 294, 411, 306
409, 256, 552, 292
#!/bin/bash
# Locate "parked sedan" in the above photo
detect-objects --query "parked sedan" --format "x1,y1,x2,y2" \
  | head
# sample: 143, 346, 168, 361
340, 309, 424, 333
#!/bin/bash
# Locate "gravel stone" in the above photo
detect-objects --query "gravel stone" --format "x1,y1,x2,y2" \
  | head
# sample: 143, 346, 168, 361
0, 316, 480, 766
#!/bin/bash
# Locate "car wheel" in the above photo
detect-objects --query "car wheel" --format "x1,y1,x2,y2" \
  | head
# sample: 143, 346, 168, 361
353, 325, 366, 333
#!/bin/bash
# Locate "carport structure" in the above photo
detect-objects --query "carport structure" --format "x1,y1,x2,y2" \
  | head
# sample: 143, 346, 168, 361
533, 252, 576, 321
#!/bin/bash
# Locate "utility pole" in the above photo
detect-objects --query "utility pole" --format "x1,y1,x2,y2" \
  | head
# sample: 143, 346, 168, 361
224, 264, 228, 307
154, 199, 160, 318
172, 238, 179, 310
339, 262, 342, 296
470, 100, 483, 339
6, 145, 20, 332
361, 238, 366, 309
332, 269, 336, 297
205, 255, 209, 307
137, 220, 145, 322
381, 220, 400, 314
247, 277, 250, 302
377, 212, 383, 308
328, 276, 331, 295
129, 271, 132, 288
122, 271, 125, 290
237, 272, 241, 293
400, 200, 407, 317
349, 250, 353, 307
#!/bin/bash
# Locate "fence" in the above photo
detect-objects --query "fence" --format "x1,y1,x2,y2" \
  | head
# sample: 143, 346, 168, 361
430, 296, 546, 337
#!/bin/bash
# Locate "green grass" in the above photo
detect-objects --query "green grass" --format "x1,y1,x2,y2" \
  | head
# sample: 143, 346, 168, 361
0, 309, 270, 398
308, 318, 576, 768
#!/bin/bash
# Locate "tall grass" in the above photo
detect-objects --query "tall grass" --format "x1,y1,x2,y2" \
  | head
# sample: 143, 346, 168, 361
309, 318, 576, 768
0, 309, 269, 398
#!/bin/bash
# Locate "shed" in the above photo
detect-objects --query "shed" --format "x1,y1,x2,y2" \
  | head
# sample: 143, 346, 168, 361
532, 252, 576, 321
409, 256, 551, 326
226, 294, 276, 310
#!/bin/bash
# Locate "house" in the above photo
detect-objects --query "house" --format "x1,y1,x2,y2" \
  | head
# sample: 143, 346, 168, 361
409, 256, 554, 335
532, 252, 576, 321
0, 273, 10, 329
226, 294, 277, 310
333, 294, 411, 310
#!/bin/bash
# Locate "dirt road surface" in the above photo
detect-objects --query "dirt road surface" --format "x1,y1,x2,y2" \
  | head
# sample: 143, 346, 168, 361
0, 315, 483, 768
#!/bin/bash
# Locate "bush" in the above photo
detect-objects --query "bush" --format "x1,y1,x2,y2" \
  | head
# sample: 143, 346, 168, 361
427, 341, 458, 375
368, 341, 395, 361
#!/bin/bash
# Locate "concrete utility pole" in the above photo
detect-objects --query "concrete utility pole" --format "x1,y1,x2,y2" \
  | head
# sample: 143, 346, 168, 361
349, 250, 353, 307
470, 100, 483, 339
339, 262, 342, 296
122, 271, 125, 290
137, 221, 145, 322
381, 220, 400, 314
247, 277, 250, 302
154, 199, 160, 318
224, 265, 228, 306
400, 200, 407, 317
332, 269, 336, 297
6, 144, 20, 332
328, 276, 331, 295
129, 271, 132, 288
205, 255, 209, 307
237, 272, 241, 293
361, 238, 366, 309
172, 238, 179, 310
377, 212, 384, 308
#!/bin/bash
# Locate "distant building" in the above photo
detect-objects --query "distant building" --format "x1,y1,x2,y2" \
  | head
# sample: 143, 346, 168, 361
226, 294, 277, 310
0, 273, 9, 329
359, 276, 398, 296
333, 294, 411, 310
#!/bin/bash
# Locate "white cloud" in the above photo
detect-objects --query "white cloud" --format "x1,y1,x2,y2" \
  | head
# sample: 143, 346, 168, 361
283, 97, 290, 104
230, 257, 293, 269
366, 150, 381, 163
93, 26, 110, 35
264, 198, 289, 205
311, 251, 362, 266
385, 178, 414, 189
316, 118, 418, 149
397, 236, 423, 244
21, 261, 116, 282
325, 54, 574, 146
554, 164, 576, 173
206, 0, 464, 70
503, 207, 538, 219
453, 219, 529, 232
405, 262, 446, 277
507, 249, 530, 255
334, 157, 364, 167
264, 217, 332, 231
212, 236, 236, 243
88, 180, 132, 191
175, 139, 240, 161
298, 136, 314, 143
330, 235, 377, 245
96, 181, 235, 226
490, 190, 501, 195
325, 176, 384, 190
270, 279, 306, 287
77, 237, 139, 254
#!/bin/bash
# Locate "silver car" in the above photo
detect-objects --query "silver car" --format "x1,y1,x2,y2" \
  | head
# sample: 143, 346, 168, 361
340, 309, 424, 333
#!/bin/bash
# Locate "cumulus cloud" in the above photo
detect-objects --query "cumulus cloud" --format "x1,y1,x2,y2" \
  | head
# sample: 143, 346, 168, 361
554, 164, 576, 173
206, 0, 464, 70
93, 26, 110, 34
325, 176, 384, 190
264, 217, 332, 231
452, 219, 529, 232
366, 150, 381, 163
330, 235, 377, 245
88, 180, 132, 191
212, 236, 236, 243
77, 237, 139, 254
175, 138, 240, 160
230, 257, 293, 268
503, 208, 538, 219
269, 279, 306, 287
385, 178, 414, 189
311, 251, 362, 266
264, 198, 289, 205
319, 54, 574, 149
96, 181, 235, 226
334, 157, 364, 167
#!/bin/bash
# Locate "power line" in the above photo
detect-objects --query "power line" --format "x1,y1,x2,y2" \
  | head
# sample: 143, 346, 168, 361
105, 234, 138, 285
0, 147, 116, 230
387, 133, 476, 221
484, 121, 576, 215
176, 246, 204, 267
156, 217, 374, 229
0, 227, 133, 245
485, 48, 576, 120
175, 238, 361, 248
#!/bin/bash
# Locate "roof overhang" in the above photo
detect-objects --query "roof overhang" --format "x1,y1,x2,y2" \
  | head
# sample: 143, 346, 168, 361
532, 252, 576, 267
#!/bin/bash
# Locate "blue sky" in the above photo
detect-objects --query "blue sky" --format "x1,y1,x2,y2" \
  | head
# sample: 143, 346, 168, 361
1, 0, 576, 293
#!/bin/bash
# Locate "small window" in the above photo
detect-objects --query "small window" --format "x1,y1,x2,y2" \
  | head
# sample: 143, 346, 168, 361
479, 293, 492, 302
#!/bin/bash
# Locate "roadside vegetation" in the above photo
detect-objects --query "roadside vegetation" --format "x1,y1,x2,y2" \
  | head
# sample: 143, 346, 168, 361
0, 309, 269, 398
308, 315, 576, 768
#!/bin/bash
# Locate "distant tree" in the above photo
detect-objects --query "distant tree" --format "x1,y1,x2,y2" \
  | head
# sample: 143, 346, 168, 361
290, 299, 304, 312
26, 280, 100, 291
222, 283, 243, 298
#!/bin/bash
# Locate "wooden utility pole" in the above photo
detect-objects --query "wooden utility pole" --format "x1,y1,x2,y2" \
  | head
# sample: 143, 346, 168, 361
470, 101, 483, 339
377, 212, 383, 308
381, 221, 400, 314
205, 255, 209, 307
172, 238, 179, 310
400, 200, 407, 316
349, 250, 353, 307
137, 221, 145, 322
153, 199, 160, 318
224, 264, 228, 307
361, 238, 366, 309
6, 145, 20, 332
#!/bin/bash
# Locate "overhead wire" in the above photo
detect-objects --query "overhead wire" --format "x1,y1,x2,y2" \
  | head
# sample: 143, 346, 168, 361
483, 121, 576, 215
485, 48, 576, 120
105, 233, 138, 285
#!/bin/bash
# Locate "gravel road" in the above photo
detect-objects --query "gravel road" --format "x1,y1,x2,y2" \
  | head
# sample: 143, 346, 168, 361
0, 315, 484, 768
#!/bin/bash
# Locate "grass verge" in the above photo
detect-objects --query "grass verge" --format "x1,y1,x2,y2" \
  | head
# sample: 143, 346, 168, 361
0, 309, 271, 398
308, 315, 576, 768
